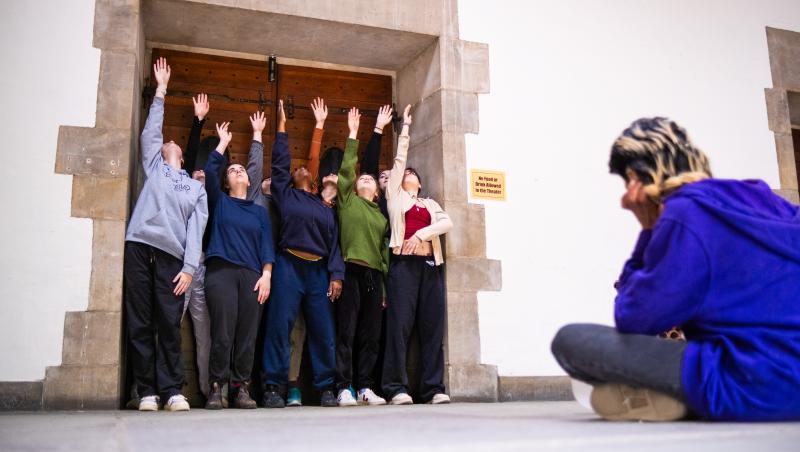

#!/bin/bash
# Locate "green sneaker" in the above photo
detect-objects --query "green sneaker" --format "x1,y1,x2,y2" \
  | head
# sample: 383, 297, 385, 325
287, 387, 302, 407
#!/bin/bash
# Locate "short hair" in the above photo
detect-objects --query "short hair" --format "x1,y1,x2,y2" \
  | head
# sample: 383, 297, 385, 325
608, 117, 712, 202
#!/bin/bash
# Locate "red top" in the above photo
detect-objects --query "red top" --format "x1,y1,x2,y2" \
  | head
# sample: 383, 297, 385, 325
404, 204, 431, 240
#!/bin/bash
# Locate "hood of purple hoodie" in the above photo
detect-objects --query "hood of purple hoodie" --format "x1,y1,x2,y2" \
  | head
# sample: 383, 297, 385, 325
666, 178, 800, 263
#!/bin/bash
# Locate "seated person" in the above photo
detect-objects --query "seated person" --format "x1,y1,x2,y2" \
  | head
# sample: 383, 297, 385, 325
551, 117, 800, 422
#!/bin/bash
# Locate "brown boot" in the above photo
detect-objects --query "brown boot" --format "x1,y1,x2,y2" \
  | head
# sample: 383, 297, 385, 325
234, 384, 257, 409
205, 382, 223, 410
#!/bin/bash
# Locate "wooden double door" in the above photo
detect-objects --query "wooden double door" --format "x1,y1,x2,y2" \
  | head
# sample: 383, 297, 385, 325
149, 48, 394, 177
145, 48, 394, 405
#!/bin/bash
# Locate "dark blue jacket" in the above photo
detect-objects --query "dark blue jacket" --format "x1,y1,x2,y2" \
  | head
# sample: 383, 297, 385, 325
271, 132, 345, 281
615, 179, 800, 421
204, 150, 275, 274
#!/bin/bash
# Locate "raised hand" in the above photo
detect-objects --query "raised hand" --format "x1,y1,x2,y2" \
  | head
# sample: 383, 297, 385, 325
250, 111, 267, 133
348, 107, 361, 139
193, 93, 210, 121
402, 104, 412, 126
375, 104, 393, 130
311, 97, 328, 128
153, 57, 170, 95
277, 99, 286, 133
215, 121, 232, 153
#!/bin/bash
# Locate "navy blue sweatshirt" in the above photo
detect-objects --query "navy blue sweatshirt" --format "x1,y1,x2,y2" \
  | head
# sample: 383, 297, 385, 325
271, 132, 345, 281
204, 150, 275, 274
615, 179, 800, 421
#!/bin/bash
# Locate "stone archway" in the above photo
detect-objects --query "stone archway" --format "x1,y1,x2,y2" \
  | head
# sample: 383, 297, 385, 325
42, 0, 500, 409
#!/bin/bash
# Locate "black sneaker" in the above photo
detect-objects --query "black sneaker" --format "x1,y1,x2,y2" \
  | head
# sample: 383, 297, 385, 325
205, 382, 223, 410
234, 384, 257, 409
263, 385, 285, 408
320, 389, 337, 407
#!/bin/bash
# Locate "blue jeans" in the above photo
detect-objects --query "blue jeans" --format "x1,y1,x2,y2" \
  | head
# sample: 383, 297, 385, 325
263, 252, 336, 391
551, 324, 687, 401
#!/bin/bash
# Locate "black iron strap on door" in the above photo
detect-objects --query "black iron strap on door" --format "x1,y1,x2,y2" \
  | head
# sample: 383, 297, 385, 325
284, 96, 402, 132
142, 87, 274, 111
142, 86, 403, 132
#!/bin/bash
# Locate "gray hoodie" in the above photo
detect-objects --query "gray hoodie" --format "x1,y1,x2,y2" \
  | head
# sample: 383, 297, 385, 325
125, 97, 208, 274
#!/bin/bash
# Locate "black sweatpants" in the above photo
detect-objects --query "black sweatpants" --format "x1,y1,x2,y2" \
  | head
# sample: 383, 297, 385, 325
124, 241, 185, 400
381, 255, 445, 401
205, 258, 262, 388
551, 323, 687, 401
336, 262, 384, 391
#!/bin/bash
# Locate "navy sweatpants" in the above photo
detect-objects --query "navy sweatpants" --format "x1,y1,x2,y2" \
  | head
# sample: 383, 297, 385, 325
262, 252, 336, 391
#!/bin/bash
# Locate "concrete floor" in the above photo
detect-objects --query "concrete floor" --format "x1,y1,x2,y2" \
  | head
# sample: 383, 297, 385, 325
1, 401, 799, 452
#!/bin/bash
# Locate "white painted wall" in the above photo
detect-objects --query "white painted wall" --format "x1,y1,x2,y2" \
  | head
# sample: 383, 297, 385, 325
0, 0, 99, 380
459, 0, 800, 376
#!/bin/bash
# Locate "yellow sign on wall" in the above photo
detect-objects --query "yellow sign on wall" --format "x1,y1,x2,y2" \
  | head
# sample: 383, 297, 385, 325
470, 169, 506, 201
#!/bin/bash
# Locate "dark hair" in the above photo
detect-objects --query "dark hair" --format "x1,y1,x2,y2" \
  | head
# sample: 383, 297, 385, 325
318, 147, 344, 190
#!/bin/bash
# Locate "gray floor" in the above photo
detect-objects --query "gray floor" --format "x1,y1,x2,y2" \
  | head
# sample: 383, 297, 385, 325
1, 401, 799, 452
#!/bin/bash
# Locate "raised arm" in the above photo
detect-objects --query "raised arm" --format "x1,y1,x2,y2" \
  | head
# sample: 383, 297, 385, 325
184, 93, 209, 172
271, 100, 292, 206
387, 105, 412, 200
307, 97, 327, 192
337, 107, 361, 207
360, 104, 392, 177
140, 57, 171, 177
246, 110, 267, 201
203, 121, 232, 211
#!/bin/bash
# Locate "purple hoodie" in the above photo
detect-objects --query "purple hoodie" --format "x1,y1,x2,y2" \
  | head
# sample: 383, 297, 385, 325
615, 178, 800, 421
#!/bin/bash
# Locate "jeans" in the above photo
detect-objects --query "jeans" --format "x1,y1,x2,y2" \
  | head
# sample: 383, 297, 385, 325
551, 323, 687, 400
263, 252, 336, 391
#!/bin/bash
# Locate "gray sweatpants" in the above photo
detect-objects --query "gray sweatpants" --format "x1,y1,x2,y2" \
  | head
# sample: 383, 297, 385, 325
183, 262, 211, 396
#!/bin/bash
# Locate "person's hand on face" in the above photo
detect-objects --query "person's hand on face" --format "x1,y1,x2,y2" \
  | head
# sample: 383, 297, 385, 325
621, 169, 661, 230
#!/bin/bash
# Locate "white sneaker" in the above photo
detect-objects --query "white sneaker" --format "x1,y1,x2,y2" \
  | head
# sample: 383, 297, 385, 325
337, 388, 358, 407
430, 393, 451, 405
165, 394, 190, 412
138, 395, 159, 411
358, 388, 387, 406
389, 393, 413, 405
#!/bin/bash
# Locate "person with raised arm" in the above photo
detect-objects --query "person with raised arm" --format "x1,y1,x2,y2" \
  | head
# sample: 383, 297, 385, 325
359, 104, 393, 220
262, 100, 345, 408
124, 57, 208, 412
203, 115, 275, 410
381, 105, 453, 406
333, 107, 390, 406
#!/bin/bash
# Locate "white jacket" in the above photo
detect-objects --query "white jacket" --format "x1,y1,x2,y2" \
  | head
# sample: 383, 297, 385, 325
386, 132, 453, 265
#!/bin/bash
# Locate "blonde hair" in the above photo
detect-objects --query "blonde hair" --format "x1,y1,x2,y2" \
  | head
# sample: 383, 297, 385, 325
609, 117, 712, 203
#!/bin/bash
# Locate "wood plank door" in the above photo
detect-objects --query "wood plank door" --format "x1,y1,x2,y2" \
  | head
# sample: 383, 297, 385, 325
276, 65, 394, 173
148, 48, 275, 172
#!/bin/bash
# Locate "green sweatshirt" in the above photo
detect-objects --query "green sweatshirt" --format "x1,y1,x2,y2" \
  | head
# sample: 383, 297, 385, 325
337, 138, 390, 275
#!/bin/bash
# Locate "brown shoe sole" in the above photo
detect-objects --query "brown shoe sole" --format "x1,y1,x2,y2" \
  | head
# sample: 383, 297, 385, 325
590, 384, 688, 422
